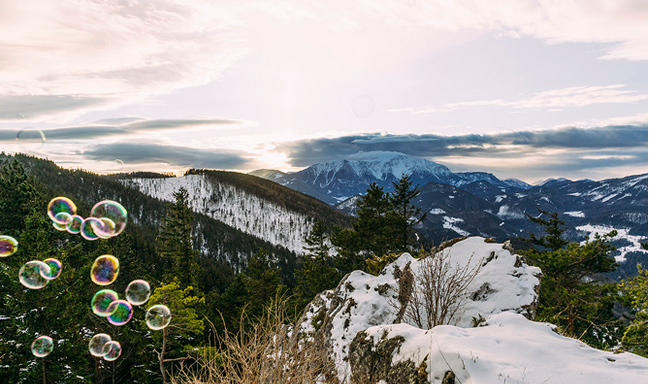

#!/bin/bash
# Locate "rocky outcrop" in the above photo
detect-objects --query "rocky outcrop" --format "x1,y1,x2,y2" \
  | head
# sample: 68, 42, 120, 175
296, 237, 543, 382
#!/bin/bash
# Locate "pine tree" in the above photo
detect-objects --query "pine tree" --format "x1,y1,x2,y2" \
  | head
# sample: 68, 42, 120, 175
245, 249, 282, 319
294, 222, 341, 310
389, 175, 425, 252
157, 187, 199, 288
522, 211, 622, 349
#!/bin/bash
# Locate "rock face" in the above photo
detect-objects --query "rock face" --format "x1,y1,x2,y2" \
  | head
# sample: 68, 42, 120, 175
296, 237, 542, 382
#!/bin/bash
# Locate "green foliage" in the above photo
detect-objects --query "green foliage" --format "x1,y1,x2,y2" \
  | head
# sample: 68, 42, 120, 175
244, 249, 283, 319
365, 252, 401, 276
157, 187, 200, 288
294, 222, 341, 310
331, 177, 423, 274
522, 211, 622, 349
618, 265, 648, 356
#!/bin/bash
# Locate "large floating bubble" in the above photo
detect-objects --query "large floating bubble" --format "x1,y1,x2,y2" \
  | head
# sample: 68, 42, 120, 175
90, 200, 127, 237
88, 333, 111, 357
146, 304, 172, 330
102, 340, 122, 361
31, 335, 54, 358
0, 235, 18, 257
90, 255, 119, 285
125, 280, 151, 306
19, 261, 51, 289
66, 214, 84, 234
91, 289, 119, 317
42, 258, 62, 280
107, 300, 133, 326
47, 197, 77, 225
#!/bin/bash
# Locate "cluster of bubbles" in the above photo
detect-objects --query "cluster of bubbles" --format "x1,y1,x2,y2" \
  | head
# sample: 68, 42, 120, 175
47, 197, 128, 241
19, 258, 62, 289
2, 195, 174, 360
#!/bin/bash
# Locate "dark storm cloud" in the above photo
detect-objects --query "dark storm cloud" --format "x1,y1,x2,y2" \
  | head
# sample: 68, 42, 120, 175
0, 117, 242, 141
277, 125, 648, 166
83, 143, 251, 169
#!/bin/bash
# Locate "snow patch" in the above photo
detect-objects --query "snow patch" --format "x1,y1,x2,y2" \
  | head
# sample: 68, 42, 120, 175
564, 211, 585, 218
442, 216, 469, 236
429, 208, 446, 215
576, 224, 648, 263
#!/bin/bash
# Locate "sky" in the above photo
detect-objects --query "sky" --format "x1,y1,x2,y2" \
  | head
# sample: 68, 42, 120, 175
0, 0, 646, 183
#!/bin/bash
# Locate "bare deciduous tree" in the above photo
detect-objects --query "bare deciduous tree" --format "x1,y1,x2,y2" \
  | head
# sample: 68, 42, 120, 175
403, 250, 481, 328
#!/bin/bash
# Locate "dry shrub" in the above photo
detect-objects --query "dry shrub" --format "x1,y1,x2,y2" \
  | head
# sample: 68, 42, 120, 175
172, 296, 336, 384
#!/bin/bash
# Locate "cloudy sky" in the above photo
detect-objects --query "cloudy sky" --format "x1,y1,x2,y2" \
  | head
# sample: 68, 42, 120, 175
0, 0, 646, 183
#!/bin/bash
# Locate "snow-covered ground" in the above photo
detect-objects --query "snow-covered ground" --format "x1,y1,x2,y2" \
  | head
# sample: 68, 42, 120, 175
576, 224, 648, 262
362, 312, 647, 384
121, 175, 312, 254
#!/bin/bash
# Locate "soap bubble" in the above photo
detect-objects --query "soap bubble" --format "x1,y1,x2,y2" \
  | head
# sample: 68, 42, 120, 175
52, 221, 68, 231
351, 94, 374, 118
66, 215, 84, 234
42, 258, 62, 280
19, 261, 51, 289
91, 289, 119, 317
90, 255, 119, 285
107, 300, 133, 326
146, 304, 172, 330
89, 200, 127, 237
102, 340, 122, 361
94, 218, 116, 239
47, 197, 77, 224
112, 159, 125, 172
31, 335, 54, 358
88, 333, 111, 357
16, 128, 46, 150
0, 235, 18, 257
80, 217, 101, 241
125, 280, 151, 306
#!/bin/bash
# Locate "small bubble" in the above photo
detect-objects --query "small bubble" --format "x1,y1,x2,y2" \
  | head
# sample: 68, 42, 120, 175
80, 217, 101, 241
107, 300, 133, 326
19, 261, 51, 289
47, 197, 77, 225
91, 289, 119, 317
125, 280, 151, 306
90, 255, 119, 285
113, 159, 125, 172
0, 235, 18, 257
16, 113, 25, 120
102, 340, 122, 361
42, 258, 62, 280
66, 215, 84, 234
88, 333, 111, 357
16, 128, 46, 151
31, 336, 54, 358
351, 94, 374, 118
90, 200, 128, 238
146, 304, 172, 330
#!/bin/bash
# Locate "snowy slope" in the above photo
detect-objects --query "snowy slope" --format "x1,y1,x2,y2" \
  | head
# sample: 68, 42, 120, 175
120, 174, 314, 254
355, 312, 647, 384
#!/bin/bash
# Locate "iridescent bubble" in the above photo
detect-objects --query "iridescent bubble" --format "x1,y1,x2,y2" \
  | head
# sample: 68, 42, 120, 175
31, 335, 54, 358
0, 235, 18, 257
88, 333, 111, 357
102, 340, 122, 361
94, 218, 116, 239
146, 304, 172, 330
89, 200, 127, 237
80, 217, 102, 241
351, 94, 374, 118
19, 261, 51, 289
113, 159, 125, 172
66, 215, 84, 234
125, 279, 151, 306
91, 289, 119, 317
107, 300, 133, 326
47, 197, 77, 224
52, 221, 68, 231
16, 128, 46, 150
90, 255, 119, 285
42, 258, 62, 280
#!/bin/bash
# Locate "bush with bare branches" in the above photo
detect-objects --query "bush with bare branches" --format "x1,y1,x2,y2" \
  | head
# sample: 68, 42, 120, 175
171, 296, 336, 384
403, 250, 481, 328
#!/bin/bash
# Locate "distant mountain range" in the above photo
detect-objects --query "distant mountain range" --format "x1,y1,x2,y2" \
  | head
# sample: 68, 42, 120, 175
251, 151, 647, 278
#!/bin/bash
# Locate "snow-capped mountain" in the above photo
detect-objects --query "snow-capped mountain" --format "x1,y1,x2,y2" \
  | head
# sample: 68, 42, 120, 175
118, 170, 349, 255
255, 151, 531, 205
